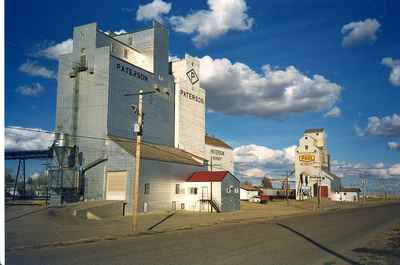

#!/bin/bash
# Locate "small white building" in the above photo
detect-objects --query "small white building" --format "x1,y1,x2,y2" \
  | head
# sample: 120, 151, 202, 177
240, 185, 260, 200
331, 188, 361, 202
183, 171, 240, 212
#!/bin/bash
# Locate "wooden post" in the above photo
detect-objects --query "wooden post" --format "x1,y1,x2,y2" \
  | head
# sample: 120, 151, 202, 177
132, 90, 143, 233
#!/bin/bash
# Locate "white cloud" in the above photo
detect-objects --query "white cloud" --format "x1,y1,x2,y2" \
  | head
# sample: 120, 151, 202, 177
388, 141, 400, 151
170, 0, 253, 46
199, 56, 342, 117
18, 60, 56, 79
241, 168, 267, 178
38, 39, 73, 60
104, 29, 127, 35
359, 114, 400, 137
31, 172, 41, 180
341, 18, 380, 47
332, 161, 400, 178
16, 83, 45, 97
324, 106, 341, 118
382, 57, 400, 87
5, 127, 54, 151
234, 144, 296, 166
136, 0, 171, 23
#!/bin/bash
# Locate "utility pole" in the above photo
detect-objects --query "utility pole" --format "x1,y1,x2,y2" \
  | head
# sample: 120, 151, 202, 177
131, 89, 143, 233
210, 156, 213, 213
125, 86, 168, 233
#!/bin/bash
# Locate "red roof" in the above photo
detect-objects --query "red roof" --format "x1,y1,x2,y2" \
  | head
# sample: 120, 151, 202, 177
186, 171, 229, 182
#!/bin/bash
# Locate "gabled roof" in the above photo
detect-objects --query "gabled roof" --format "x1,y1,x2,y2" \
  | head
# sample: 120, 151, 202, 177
186, 171, 230, 182
205, 135, 232, 149
240, 184, 260, 191
110, 136, 205, 166
304, 128, 324, 133
340, 188, 361, 193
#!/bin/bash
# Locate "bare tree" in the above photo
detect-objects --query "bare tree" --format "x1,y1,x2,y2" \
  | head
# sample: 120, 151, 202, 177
261, 177, 273, 189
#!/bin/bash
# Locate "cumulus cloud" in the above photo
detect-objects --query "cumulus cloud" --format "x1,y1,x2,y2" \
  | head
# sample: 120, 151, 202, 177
382, 57, 400, 87
358, 114, 400, 137
170, 0, 253, 46
241, 168, 267, 178
234, 144, 296, 166
5, 127, 54, 151
341, 18, 380, 47
136, 0, 171, 23
332, 161, 400, 178
199, 56, 342, 117
324, 106, 341, 118
388, 141, 400, 151
16, 83, 45, 97
18, 60, 56, 79
38, 39, 73, 60
104, 29, 127, 35
234, 144, 296, 180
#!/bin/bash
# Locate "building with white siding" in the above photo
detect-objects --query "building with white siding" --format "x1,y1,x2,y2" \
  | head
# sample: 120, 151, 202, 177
240, 185, 260, 200
52, 21, 238, 213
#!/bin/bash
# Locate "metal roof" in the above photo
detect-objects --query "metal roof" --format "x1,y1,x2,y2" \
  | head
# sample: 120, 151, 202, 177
205, 135, 232, 149
339, 188, 361, 193
110, 136, 205, 166
240, 184, 260, 191
304, 128, 324, 133
186, 171, 230, 182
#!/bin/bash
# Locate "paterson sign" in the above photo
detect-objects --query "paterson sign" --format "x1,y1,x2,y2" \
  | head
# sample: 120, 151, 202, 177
116, 63, 148, 81
180, 89, 204, 104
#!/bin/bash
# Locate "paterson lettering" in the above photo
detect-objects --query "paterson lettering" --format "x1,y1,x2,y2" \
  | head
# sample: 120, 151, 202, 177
116, 63, 148, 81
180, 90, 204, 104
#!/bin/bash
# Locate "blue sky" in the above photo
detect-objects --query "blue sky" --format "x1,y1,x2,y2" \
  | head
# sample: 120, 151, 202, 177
5, 0, 400, 185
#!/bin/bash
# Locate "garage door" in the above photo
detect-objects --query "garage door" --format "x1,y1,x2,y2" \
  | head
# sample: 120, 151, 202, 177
106, 171, 127, 201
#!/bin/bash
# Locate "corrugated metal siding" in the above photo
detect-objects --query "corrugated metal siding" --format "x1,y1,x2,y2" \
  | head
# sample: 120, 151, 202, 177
221, 173, 240, 212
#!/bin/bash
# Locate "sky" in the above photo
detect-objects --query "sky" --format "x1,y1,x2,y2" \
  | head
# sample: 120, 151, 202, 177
5, 0, 400, 190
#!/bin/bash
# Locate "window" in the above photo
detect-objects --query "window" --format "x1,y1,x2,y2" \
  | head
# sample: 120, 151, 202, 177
305, 145, 308, 150
123, 49, 128, 59
305, 136, 308, 139
144, 183, 150, 194
316, 133, 319, 136
128, 36, 133, 45
189, 187, 197, 195
175, 184, 180, 194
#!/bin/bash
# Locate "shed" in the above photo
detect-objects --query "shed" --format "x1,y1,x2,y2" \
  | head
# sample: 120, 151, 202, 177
240, 185, 260, 200
331, 188, 361, 202
184, 171, 240, 212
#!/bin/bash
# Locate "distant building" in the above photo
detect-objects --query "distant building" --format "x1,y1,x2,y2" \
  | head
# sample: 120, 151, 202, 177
240, 185, 260, 200
331, 188, 361, 202
294, 129, 341, 200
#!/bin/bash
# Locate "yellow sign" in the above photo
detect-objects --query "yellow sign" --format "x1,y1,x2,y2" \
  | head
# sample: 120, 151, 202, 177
299, 154, 315, 162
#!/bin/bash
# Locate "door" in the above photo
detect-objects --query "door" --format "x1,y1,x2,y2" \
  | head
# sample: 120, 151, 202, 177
320, 186, 329, 197
201, 186, 209, 200
106, 171, 127, 200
